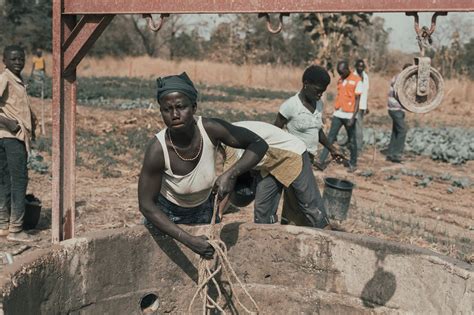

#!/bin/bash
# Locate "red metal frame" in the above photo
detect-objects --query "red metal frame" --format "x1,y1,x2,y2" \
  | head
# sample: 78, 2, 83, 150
63, 15, 115, 76
52, 0, 113, 242
52, 0, 474, 243
63, 0, 473, 14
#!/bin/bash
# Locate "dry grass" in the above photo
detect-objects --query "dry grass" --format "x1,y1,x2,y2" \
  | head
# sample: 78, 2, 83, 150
78, 56, 302, 91
25, 54, 473, 104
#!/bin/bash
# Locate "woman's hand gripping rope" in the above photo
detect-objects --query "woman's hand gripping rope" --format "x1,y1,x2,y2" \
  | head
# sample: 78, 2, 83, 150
187, 195, 260, 314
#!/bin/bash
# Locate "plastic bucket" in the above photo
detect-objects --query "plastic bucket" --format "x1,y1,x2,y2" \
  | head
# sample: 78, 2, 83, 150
23, 194, 42, 230
323, 177, 354, 221
229, 171, 257, 207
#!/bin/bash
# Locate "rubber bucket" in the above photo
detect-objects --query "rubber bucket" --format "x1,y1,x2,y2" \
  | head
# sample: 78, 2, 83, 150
23, 194, 42, 230
323, 177, 354, 221
229, 171, 256, 207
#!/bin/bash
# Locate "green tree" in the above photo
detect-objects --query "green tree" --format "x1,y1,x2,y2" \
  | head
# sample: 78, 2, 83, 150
205, 14, 303, 65
302, 13, 372, 70
129, 14, 196, 59
170, 29, 204, 60
286, 15, 317, 66
242, 15, 289, 65
0, 0, 52, 52
90, 15, 144, 57
206, 21, 243, 64
461, 38, 474, 79
130, 15, 166, 57
354, 16, 390, 72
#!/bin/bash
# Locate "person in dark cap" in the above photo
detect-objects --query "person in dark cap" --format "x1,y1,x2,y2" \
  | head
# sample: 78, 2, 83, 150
138, 72, 268, 259
274, 65, 345, 168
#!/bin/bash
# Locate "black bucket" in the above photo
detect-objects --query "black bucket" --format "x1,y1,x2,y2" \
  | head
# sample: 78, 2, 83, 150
229, 171, 257, 207
323, 177, 354, 221
23, 194, 42, 230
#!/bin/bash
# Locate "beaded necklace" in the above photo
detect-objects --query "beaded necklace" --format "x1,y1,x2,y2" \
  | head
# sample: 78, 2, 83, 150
167, 127, 203, 161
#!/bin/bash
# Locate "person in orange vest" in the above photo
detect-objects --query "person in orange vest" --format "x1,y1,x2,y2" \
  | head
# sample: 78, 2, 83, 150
318, 60, 363, 172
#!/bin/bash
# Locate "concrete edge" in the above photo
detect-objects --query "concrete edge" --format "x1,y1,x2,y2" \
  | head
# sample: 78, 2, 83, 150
1, 222, 471, 304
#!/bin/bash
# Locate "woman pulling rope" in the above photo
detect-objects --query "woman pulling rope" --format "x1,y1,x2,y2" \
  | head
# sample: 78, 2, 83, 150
137, 72, 267, 310
188, 196, 260, 314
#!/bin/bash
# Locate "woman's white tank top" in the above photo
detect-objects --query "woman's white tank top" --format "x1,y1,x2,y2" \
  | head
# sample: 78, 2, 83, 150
156, 116, 216, 207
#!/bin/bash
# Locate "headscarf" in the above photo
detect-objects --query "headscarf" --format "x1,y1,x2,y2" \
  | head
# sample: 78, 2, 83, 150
156, 72, 198, 104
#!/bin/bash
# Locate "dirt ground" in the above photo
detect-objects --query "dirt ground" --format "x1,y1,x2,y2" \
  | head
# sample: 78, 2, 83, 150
0, 94, 472, 270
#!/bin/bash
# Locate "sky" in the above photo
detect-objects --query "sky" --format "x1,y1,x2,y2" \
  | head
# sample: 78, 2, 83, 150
186, 12, 473, 53
376, 12, 473, 52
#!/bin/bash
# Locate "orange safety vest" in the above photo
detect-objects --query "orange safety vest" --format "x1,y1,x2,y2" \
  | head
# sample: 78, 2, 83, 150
334, 73, 362, 113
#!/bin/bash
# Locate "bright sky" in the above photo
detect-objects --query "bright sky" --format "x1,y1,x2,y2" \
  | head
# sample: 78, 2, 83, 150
376, 12, 473, 52
187, 12, 473, 53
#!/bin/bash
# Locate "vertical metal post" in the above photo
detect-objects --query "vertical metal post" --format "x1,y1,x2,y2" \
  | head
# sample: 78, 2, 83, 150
52, 0, 77, 243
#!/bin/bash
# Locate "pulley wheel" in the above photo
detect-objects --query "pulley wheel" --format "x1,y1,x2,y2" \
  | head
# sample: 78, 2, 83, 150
394, 65, 444, 113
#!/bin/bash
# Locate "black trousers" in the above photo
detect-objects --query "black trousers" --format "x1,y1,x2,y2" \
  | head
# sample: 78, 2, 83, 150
0, 138, 28, 232
387, 110, 407, 159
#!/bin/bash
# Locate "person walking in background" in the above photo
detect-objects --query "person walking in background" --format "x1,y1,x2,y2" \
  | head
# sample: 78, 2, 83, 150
30, 48, 46, 135
30, 48, 46, 82
273, 65, 344, 170
386, 64, 411, 163
319, 61, 362, 172
0, 45, 39, 242
354, 59, 369, 153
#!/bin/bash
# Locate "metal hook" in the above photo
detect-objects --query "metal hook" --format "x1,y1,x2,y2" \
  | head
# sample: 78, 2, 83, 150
429, 12, 448, 34
406, 12, 447, 55
142, 13, 170, 32
406, 11, 447, 38
258, 13, 290, 34
405, 12, 421, 35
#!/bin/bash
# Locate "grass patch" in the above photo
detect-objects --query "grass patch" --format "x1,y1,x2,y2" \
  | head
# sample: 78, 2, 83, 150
75, 127, 151, 178
33, 136, 52, 155
28, 76, 292, 106
359, 209, 473, 263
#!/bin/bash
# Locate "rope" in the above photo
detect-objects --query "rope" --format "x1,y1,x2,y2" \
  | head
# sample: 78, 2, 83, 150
187, 196, 260, 314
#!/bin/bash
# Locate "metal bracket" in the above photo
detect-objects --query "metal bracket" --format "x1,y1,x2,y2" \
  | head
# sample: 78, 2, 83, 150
62, 15, 115, 76
143, 13, 169, 32
406, 11, 447, 56
415, 57, 431, 97
258, 13, 290, 34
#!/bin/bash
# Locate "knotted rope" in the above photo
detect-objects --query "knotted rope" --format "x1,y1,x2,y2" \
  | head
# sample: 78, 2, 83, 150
187, 196, 260, 314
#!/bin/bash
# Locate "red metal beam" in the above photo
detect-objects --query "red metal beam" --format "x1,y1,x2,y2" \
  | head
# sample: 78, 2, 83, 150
52, 0, 78, 243
63, 15, 114, 76
63, 0, 474, 14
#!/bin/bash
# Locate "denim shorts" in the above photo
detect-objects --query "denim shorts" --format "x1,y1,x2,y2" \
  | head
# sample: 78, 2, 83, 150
145, 194, 218, 225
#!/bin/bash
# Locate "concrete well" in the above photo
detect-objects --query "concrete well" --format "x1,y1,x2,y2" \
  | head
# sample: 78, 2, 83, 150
0, 223, 472, 314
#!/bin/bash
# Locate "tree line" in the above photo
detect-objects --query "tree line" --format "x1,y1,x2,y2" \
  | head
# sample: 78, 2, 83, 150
1, 0, 472, 78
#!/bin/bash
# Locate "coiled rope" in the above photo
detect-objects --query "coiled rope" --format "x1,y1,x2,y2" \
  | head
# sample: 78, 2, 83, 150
187, 196, 260, 314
